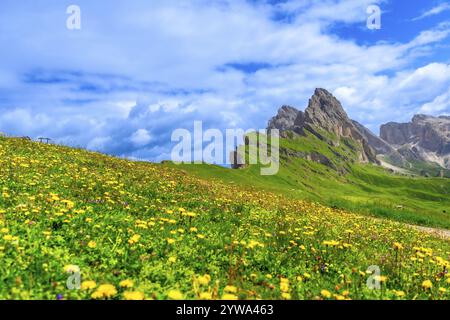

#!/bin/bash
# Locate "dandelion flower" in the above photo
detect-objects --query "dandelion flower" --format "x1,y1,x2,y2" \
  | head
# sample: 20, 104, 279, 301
224, 285, 238, 293
199, 292, 212, 300
81, 280, 97, 290
321, 290, 332, 299
221, 294, 238, 300
167, 290, 184, 300
393, 290, 405, 298
393, 242, 404, 250
128, 234, 141, 245
197, 274, 211, 286
281, 292, 291, 300
124, 291, 145, 300
91, 284, 117, 299
3, 235, 13, 241
422, 280, 433, 290
87, 241, 97, 249
280, 279, 289, 293
119, 279, 134, 288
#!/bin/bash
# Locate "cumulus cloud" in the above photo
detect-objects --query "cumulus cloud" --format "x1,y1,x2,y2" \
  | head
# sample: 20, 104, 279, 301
130, 129, 152, 147
419, 88, 450, 114
0, 0, 449, 160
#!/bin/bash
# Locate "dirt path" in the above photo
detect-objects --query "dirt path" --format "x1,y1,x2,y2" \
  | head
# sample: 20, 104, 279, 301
410, 225, 450, 240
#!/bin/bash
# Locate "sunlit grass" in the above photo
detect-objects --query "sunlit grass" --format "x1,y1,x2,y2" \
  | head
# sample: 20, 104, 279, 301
0, 136, 449, 300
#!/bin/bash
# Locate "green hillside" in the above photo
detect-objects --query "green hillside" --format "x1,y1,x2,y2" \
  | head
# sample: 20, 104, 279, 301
1, 136, 449, 300
169, 131, 450, 229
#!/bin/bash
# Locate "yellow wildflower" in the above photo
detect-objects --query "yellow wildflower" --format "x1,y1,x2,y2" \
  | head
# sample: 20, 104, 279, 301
197, 274, 211, 286
81, 280, 97, 290
124, 291, 145, 300
119, 279, 134, 288
321, 290, 332, 299
393, 290, 405, 298
128, 234, 141, 245
281, 292, 291, 300
224, 285, 238, 293
199, 292, 212, 300
167, 290, 184, 300
422, 280, 433, 290
91, 284, 117, 299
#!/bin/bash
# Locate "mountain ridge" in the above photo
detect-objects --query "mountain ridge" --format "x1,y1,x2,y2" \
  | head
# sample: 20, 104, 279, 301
267, 88, 450, 176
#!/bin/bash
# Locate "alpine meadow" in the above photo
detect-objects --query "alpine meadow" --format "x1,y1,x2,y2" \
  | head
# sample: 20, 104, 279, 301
1, 0, 450, 305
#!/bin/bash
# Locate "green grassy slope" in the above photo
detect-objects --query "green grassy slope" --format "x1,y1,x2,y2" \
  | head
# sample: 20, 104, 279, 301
168, 132, 450, 229
1, 136, 450, 300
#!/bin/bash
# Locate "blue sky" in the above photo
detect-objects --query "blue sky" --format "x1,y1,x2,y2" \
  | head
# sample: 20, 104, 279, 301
0, 0, 449, 161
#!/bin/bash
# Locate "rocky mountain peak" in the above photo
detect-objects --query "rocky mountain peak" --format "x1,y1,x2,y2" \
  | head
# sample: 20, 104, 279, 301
265, 88, 450, 175
267, 88, 378, 164
267, 105, 301, 131
380, 115, 450, 169
303, 88, 354, 136
305, 88, 348, 123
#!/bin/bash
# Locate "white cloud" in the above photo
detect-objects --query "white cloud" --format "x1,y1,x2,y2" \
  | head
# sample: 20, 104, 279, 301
412, 2, 450, 21
420, 88, 450, 114
0, 0, 449, 160
405, 22, 450, 48
130, 129, 152, 147
398, 63, 450, 89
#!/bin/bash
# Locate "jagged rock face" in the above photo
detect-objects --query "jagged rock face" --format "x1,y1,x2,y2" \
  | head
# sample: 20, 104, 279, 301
302, 89, 377, 163
268, 88, 378, 164
304, 88, 352, 136
352, 120, 409, 168
267, 106, 301, 131
380, 115, 450, 169
352, 120, 393, 155
265, 88, 450, 173
381, 115, 450, 153
380, 122, 412, 146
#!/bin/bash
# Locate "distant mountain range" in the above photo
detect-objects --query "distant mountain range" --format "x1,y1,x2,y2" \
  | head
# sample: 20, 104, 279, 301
267, 88, 450, 177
